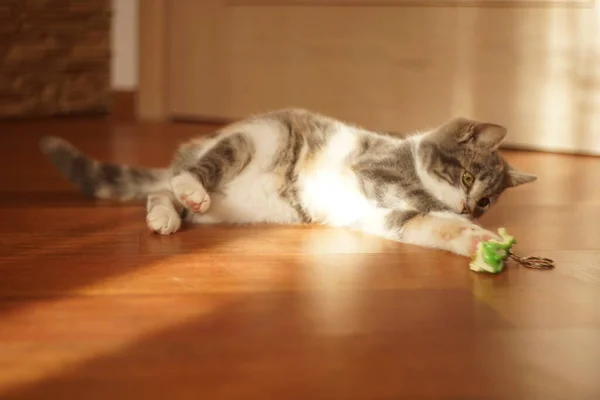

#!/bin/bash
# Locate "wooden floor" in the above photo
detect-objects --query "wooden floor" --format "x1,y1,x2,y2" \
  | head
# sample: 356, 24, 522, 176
1, 117, 599, 399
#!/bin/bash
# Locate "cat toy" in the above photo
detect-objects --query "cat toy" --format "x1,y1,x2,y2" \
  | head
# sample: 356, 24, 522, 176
469, 228, 555, 274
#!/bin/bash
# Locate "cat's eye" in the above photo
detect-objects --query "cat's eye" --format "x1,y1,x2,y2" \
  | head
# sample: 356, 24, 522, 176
477, 197, 490, 208
461, 171, 474, 187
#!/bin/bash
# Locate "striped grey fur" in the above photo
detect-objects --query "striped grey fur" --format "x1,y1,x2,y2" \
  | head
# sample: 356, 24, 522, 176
268, 110, 337, 223
351, 134, 447, 212
275, 118, 311, 223
179, 133, 255, 192
39, 136, 168, 200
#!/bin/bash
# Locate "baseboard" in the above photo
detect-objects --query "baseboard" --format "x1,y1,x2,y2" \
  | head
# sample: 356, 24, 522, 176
500, 142, 600, 157
111, 90, 137, 121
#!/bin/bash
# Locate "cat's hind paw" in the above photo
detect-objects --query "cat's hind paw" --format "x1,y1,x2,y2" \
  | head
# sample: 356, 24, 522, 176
171, 172, 211, 214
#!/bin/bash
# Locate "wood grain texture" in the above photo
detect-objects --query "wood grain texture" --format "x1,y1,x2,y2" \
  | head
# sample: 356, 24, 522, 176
0, 118, 599, 399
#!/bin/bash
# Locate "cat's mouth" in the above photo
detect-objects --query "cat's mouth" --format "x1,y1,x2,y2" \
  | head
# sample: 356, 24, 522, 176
460, 207, 478, 221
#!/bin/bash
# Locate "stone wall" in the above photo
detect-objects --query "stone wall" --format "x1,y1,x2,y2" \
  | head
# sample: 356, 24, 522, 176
0, 0, 111, 119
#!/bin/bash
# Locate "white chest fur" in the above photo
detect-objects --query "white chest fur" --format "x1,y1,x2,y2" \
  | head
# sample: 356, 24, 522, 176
298, 127, 376, 227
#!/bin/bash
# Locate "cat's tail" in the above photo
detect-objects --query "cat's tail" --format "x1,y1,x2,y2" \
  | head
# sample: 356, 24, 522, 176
39, 136, 170, 201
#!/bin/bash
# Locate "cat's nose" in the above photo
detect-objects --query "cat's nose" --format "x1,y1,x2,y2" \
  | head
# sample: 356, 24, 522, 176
460, 205, 471, 215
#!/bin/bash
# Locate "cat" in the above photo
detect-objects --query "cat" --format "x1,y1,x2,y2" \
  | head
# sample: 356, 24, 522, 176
39, 108, 537, 257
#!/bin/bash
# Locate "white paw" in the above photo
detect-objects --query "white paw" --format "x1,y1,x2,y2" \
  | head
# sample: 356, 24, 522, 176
171, 173, 211, 214
147, 205, 181, 235
453, 227, 499, 257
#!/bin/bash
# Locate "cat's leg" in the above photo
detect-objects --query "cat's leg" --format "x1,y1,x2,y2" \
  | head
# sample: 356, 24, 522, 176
170, 133, 254, 213
358, 209, 498, 257
146, 190, 184, 235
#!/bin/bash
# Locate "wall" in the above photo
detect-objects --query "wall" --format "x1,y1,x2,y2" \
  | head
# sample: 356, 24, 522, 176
111, 0, 138, 90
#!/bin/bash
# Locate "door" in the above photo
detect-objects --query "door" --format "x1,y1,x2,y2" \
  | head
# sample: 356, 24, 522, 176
141, 0, 600, 155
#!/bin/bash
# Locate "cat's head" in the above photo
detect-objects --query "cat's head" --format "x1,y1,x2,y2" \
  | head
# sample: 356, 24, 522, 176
419, 117, 537, 219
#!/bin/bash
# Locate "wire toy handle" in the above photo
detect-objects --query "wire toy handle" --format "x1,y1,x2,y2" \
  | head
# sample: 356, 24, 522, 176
508, 252, 555, 270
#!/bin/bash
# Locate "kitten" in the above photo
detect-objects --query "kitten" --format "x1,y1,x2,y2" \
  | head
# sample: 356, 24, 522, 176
40, 108, 536, 257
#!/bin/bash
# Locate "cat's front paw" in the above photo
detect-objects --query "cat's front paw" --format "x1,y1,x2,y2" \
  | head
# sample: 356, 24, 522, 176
452, 226, 499, 257
147, 205, 181, 235
468, 230, 498, 253
171, 172, 211, 214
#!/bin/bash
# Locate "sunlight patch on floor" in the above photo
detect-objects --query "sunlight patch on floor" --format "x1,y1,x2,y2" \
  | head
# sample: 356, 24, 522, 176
0, 256, 236, 395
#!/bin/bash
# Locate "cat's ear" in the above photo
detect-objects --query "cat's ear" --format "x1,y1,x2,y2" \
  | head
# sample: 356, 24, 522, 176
436, 118, 507, 150
505, 165, 538, 188
458, 122, 507, 150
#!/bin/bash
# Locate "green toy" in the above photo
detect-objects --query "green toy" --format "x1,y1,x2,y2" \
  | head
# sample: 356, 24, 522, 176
469, 228, 555, 274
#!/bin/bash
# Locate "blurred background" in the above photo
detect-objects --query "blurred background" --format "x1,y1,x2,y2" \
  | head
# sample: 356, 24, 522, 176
1, 0, 599, 154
